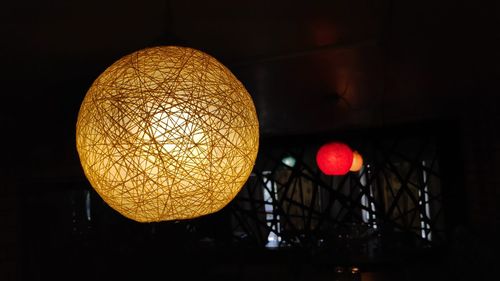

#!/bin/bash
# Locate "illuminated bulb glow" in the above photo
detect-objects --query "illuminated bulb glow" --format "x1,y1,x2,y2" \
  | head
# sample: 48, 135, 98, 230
316, 142, 353, 175
350, 151, 364, 172
76, 46, 259, 222
281, 155, 296, 168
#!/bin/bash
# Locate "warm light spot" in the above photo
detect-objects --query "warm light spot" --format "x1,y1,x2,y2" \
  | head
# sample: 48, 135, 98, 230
350, 151, 363, 172
76, 46, 259, 222
316, 142, 353, 175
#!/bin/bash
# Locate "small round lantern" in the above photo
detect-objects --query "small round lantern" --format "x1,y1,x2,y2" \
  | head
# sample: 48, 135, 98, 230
349, 151, 364, 172
316, 142, 353, 175
76, 46, 259, 222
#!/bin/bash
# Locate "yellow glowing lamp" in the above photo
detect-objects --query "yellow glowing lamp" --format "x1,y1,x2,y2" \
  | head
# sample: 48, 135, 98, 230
76, 46, 259, 222
349, 151, 363, 172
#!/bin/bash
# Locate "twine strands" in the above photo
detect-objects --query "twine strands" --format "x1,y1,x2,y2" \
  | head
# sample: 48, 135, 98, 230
76, 46, 259, 222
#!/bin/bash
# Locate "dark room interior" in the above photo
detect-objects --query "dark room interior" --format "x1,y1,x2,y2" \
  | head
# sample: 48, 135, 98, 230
1, 1, 499, 280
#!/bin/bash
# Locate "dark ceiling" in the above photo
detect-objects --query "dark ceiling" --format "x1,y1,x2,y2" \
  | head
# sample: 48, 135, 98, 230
1, 0, 498, 180
1, 2, 499, 280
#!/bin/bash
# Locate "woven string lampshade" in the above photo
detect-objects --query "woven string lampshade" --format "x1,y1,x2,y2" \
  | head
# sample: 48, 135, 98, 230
349, 151, 363, 172
316, 142, 353, 175
76, 46, 259, 222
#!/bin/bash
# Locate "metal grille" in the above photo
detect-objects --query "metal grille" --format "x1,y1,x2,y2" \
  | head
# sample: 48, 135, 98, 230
230, 136, 445, 255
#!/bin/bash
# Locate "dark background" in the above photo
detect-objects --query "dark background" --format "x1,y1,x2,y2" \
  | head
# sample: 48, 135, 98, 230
1, 0, 499, 280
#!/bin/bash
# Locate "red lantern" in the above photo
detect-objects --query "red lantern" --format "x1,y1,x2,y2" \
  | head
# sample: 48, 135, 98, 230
316, 142, 354, 175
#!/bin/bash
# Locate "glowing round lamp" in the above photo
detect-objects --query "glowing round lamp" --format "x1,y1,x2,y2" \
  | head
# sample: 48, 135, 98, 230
281, 155, 296, 168
316, 142, 353, 175
76, 46, 259, 222
349, 151, 363, 172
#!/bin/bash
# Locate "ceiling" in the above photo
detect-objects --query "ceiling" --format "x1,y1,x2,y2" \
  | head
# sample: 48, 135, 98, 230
1, 0, 498, 180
